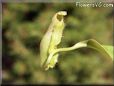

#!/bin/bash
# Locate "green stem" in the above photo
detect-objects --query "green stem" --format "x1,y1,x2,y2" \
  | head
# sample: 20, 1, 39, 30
46, 42, 87, 65
46, 39, 113, 65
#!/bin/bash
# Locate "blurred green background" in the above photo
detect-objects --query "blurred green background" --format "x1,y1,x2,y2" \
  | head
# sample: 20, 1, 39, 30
2, 3, 113, 84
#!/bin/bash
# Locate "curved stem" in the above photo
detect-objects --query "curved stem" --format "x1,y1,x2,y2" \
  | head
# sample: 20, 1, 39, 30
46, 42, 87, 65
45, 39, 113, 66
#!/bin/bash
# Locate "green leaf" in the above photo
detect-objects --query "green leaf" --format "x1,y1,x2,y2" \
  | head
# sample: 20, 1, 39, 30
102, 45, 113, 60
83, 39, 113, 61
45, 39, 113, 70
